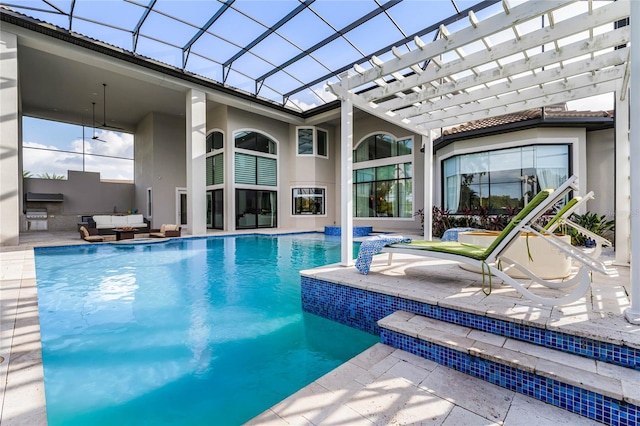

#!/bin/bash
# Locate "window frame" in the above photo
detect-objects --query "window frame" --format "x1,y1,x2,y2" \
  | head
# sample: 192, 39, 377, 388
440, 143, 571, 214
352, 133, 414, 219
291, 187, 327, 216
296, 126, 329, 159
206, 130, 225, 188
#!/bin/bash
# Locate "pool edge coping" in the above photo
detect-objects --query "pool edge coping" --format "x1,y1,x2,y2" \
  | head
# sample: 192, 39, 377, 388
0, 247, 48, 425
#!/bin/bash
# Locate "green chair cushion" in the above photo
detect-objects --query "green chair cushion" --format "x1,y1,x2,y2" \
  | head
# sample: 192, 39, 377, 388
396, 240, 489, 261
544, 196, 579, 230
391, 188, 554, 262
482, 188, 553, 257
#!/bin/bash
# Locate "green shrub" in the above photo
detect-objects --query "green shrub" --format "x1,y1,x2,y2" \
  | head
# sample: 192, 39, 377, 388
566, 211, 615, 246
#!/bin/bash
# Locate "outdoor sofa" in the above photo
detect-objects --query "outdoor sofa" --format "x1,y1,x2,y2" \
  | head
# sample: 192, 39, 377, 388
87, 214, 150, 235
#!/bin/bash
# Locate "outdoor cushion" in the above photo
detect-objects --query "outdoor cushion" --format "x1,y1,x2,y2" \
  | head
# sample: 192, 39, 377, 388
92, 215, 113, 228
397, 240, 489, 261
111, 216, 129, 227
79, 226, 103, 242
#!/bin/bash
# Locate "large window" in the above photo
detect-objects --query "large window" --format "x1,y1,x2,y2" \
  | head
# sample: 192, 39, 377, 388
353, 133, 413, 218
234, 130, 279, 229
236, 189, 277, 229
22, 116, 134, 181
292, 188, 325, 215
297, 127, 328, 158
443, 145, 570, 214
234, 154, 277, 186
354, 163, 413, 217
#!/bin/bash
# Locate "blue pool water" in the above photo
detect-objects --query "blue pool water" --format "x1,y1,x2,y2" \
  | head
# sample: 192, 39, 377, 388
34, 234, 376, 425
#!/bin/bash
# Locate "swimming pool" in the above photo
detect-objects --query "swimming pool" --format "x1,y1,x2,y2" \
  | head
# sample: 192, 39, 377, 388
34, 234, 376, 425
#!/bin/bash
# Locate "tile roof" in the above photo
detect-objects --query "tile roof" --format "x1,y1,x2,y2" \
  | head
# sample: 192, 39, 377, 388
443, 104, 614, 136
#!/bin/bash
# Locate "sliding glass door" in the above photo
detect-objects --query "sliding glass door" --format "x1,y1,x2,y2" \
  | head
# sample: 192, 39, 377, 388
236, 189, 277, 229
207, 189, 224, 230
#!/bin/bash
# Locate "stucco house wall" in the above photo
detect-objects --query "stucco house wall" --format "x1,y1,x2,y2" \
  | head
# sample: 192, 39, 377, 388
23, 170, 135, 231
135, 112, 186, 229
586, 129, 615, 220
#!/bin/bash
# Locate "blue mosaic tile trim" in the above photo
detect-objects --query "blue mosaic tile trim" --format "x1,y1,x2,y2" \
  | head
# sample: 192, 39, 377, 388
300, 277, 640, 370
380, 329, 639, 426
324, 226, 373, 237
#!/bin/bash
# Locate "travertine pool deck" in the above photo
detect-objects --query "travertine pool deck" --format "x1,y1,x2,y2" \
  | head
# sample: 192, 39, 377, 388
251, 246, 639, 425
2, 231, 638, 425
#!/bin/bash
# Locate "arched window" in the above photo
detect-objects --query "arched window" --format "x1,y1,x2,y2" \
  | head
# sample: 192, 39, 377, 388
234, 130, 278, 229
353, 133, 413, 218
234, 131, 277, 154
206, 130, 224, 230
354, 133, 411, 162
206, 131, 224, 186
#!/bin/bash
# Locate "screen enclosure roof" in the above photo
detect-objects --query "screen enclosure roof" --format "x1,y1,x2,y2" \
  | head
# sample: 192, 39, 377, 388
2, 0, 503, 113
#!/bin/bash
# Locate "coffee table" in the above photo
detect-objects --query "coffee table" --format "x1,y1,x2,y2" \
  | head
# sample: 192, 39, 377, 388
113, 228, 137, 241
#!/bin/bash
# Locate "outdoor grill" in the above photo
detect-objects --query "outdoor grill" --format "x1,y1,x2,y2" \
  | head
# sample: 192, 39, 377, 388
25, 208, 48, 231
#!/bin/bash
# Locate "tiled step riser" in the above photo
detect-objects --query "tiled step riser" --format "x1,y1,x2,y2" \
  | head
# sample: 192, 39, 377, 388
380, 328, 639, 426
301, 277, 640, 370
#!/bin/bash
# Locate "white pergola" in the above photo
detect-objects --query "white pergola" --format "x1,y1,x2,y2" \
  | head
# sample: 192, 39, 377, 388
328, 0, 639, 322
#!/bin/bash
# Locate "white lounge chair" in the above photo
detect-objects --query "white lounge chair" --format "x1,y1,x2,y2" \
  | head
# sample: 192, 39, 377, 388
543, 191, 612, 259
380, 175, 610, 306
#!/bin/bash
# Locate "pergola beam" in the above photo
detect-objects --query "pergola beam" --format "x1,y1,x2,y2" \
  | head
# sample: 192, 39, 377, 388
331, 0, 631, 303
374, 26, 629, 115
328, 80, 429, 136
418, 78, 620, 130
338, 0, 576, 91
411, 54, 627, 125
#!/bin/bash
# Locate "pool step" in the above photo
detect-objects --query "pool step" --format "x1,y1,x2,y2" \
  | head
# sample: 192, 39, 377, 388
378, 311, 640, 425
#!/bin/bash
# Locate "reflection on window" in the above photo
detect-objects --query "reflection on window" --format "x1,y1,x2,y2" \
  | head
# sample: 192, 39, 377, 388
207, 189, 224, 230
353, 163, 412, 218
292, 188, 325, 215
354, 134, 412, 162
206, 131, 223, 152
235, 131, 277, 154
22, 116, 134, 181
297, 126, 328, 158
297, 128, 313, 155
236, 189, 277, 229
443, 145, 569, 214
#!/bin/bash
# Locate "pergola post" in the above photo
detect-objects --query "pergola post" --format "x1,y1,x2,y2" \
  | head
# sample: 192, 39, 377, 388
340, 83, 354, 266
614, 91, 630, 266
625, 0, 640, 324
422, 132, 433, 240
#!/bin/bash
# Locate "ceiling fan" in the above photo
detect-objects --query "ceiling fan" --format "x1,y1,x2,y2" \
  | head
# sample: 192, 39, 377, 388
91, 102, 107, 142
96, 83, 126, 131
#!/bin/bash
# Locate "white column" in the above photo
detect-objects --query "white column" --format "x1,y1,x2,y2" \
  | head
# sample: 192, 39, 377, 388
0, 30, 20, 246
614, 91, 630, 266
625, 0, 640, 324
422, 132, 433, 240
186, 89, 207, 236
340, 90, 354, 266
